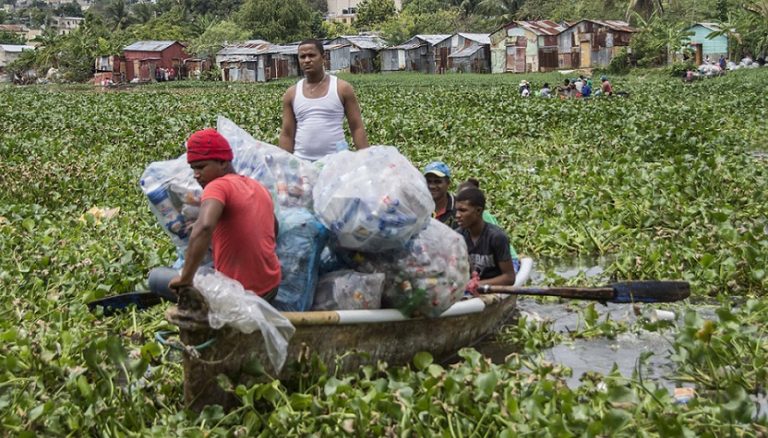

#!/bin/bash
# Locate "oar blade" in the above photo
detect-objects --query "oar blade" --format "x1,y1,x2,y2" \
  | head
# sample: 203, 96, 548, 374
87, 292, 171, 316
611, 281, 690, 303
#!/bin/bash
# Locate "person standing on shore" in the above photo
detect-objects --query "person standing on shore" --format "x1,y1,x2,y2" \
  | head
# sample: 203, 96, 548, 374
279, 39, 369, 161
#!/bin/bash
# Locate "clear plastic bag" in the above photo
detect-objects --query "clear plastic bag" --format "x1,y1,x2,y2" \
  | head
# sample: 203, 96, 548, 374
139, 158, 201, 249
312, 146, 434, 252
193, 267, 295, 373
217, 116, 318, 210
328, 219, 469, 317
273, 208, 329, 312
313, 270, 385, 310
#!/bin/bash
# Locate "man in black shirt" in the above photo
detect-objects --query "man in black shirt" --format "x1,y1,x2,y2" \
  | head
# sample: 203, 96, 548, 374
455, 188, 516, 286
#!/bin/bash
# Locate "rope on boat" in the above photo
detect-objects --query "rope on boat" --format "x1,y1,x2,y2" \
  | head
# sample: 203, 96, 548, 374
155, 330, 216, 358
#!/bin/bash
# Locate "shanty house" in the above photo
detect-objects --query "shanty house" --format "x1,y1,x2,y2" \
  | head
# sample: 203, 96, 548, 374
216, 40, 299, 82
433, 33, 490, 73
557, 20, 635, 69
123, 41, 190, 82
324, 43, 351, 72
329, 35, 389, 73
489, 21, 566, 73
684, 23, 728, 62
380, 34, 450, 73
0, 44, 34, 80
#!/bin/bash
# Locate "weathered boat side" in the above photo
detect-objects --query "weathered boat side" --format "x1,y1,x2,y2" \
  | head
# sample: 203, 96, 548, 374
167, 258, 533, 411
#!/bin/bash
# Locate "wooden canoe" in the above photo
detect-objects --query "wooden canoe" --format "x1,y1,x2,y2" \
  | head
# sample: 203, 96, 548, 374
166, 258, 533, 411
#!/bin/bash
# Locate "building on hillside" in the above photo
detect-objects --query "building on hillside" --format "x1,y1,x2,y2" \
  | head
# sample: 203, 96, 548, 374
49, 16, 84, 35
326, 0, 402, 24
0, 24, 42, 43
489, 21, 566, 73
434, 32, 490, 73
557, 20, 635, 69
683, 23, 728, 64
123, 40, 190, 82
216, 40, 299, 82
380, 34, 451, 73
0, 44, 34, 81
329, 35, 388, 73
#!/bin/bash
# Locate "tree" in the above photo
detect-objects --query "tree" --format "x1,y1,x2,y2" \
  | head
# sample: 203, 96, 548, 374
0, 30, 25, 44
103, 0, 132, 30
236, 0, 320, 43
131, 3, 156, 24
355, 0, 397, 30
127, 7, 196, 41
321, 20, 356, 39
188, 20, 250, 58
56, 1, 84, 17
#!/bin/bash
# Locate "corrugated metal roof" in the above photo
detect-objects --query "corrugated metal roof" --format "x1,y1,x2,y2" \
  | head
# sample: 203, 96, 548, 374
581, 20, 636, 33
0, 44, 34, 53
338, 35, 389, 50
517, 20, 567, 36
216, 41, 300, 59
124, 41, 180, 52
695, 22, 723, 32
448, 45, 482, 58
457, 33, 490, 45
415, 34, 451, 45
217, 40, 273, 56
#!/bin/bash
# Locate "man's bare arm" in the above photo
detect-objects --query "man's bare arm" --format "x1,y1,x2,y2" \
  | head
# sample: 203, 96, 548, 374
278, 87, 297, 153
339, 80, 369, 150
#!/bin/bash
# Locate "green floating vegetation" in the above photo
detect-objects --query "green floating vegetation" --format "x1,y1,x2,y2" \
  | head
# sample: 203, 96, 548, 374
0, 70, 767, 434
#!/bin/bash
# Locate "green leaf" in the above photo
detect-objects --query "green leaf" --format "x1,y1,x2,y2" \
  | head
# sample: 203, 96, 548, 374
413, 352, 433, 370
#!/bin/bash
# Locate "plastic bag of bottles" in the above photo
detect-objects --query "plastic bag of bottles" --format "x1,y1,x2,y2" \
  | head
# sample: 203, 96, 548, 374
324, 219, 469, 318
139, 158, 200, 249
385, 219, 470, 317
312, 270, 385, 310
312, 146, 434, 252
217, 116, 318, 209
193, 267, 295, 373
272, 208, 329, 312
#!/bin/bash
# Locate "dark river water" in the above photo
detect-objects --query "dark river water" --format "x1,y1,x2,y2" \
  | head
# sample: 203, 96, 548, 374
474, 256, 767, 416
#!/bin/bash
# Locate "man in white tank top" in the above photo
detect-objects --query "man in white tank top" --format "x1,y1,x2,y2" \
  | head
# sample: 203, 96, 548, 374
279, 39, 369, 161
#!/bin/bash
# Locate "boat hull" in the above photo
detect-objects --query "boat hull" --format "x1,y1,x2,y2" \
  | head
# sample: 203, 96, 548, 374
167, 258, 533, 411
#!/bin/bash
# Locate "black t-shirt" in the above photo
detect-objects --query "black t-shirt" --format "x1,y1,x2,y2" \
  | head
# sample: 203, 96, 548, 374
459, 223, 512, 280
435, 193, 458, 230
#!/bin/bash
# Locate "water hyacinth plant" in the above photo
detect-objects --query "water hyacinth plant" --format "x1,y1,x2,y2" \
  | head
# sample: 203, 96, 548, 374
1, 69, 767, 434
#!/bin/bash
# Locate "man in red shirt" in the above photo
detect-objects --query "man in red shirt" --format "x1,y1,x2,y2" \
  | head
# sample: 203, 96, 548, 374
169, 128, 281, 300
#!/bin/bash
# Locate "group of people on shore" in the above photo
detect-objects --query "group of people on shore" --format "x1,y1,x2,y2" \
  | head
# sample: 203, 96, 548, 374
518, 75, 613, 98
167, 38, 518, 301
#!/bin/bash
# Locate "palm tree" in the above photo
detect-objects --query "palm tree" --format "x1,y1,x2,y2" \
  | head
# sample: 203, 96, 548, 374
104, 0, 132, 31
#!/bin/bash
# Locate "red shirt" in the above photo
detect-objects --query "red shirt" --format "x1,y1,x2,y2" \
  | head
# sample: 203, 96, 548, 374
202, 174, 281, 296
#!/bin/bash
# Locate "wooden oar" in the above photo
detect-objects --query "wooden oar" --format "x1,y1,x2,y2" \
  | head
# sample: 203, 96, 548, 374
480, 280, 690, 303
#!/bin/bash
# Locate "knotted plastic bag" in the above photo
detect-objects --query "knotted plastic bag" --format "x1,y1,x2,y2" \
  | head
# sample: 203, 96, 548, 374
312, 146, 434, 252
193, 267, 295, 372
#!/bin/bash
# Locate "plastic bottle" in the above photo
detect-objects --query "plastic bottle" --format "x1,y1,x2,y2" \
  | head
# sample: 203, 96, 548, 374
146, 186, 188, 239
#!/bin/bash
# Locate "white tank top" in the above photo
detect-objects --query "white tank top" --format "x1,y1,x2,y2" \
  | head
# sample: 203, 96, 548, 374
293, 75, 346, 161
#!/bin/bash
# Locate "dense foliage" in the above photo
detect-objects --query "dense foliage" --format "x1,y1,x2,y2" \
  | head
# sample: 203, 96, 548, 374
1, 70, 767, 434
3, 0, 767, 79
